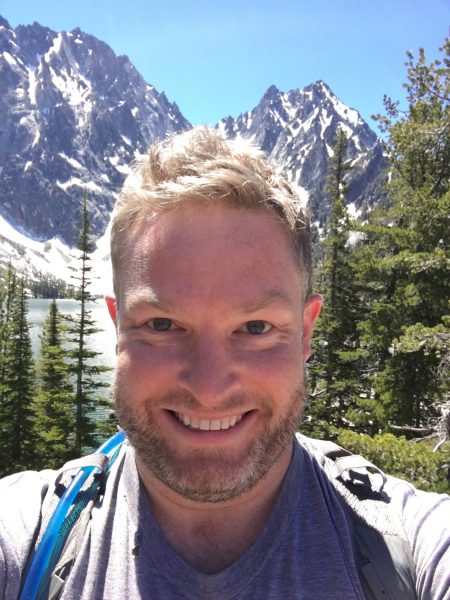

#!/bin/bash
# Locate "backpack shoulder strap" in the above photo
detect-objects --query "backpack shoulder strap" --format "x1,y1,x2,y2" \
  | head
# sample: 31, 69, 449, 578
297, 435, 418, 600
20, 432, 126, 600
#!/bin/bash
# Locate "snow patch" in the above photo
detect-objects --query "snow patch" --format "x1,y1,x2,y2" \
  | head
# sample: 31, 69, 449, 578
0, 213, 114, 296
3, 51, 17, 67
300, 107, 319, 133
346, 202, 362, 219
28, 69, 38, 105
115, 164, 131, 175
320, 112, 332, 139
57, 178, 103, 193
280, 93, 297, 121
109, 156, 131, 175
58, 153, 83, 170
49, 66, 92, 107
32, 128, 40, 148
289, 183, 309, 207
330, 95, 360, 127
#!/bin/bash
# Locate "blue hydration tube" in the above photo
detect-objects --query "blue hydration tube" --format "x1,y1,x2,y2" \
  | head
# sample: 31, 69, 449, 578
19, 429, 126, 600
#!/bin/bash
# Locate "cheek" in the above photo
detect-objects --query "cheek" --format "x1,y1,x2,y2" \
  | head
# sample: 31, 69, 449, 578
240, 344, 304, 390
115, 342, 180, 391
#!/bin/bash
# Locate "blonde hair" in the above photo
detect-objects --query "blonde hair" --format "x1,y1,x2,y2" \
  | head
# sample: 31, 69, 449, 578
111, 126, 312, 298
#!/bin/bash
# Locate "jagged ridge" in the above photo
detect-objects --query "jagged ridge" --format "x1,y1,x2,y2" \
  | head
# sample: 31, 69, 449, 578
0, 16, 190, 245
0, 15, 386, 249
217, 80, 386, 225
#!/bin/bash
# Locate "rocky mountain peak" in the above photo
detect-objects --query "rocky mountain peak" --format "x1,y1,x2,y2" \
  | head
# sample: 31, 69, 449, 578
217, 81, 386, 223
0, 16, 190, 246
1, 14, 387, 264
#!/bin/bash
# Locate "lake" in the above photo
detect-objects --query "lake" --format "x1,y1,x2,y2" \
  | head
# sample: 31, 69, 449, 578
28, 298, 117, 372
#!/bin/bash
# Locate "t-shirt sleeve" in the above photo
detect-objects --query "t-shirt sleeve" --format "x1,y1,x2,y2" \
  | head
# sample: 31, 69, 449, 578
389, 477, 450, 600
0, 470, 53, 599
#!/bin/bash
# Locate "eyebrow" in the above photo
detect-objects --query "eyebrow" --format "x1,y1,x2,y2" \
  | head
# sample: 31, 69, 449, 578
121, 289, 173, 314
240, 290, 294, 314
120, 288, 294, 316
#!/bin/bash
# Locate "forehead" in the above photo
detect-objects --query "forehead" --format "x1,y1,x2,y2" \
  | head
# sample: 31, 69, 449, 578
120, 204, 303, 307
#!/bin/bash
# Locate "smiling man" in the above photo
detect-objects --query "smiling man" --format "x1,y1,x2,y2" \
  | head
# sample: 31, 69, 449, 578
1, 127, 450, 600
109, 203, 318, 509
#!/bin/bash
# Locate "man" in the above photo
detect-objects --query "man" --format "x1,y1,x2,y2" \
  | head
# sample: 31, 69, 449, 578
1, 127, 449, 599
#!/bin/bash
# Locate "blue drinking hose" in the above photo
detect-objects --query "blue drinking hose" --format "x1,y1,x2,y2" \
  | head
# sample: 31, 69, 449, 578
19, 429, 126, 600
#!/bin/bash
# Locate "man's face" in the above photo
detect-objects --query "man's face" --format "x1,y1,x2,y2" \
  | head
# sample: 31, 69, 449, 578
108, 204, 321, 503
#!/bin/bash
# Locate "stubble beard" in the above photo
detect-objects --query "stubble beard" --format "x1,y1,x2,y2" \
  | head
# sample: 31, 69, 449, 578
114, 383, 305, 503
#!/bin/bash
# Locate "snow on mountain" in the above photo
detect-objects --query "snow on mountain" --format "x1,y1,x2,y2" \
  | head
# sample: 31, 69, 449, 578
0, 16, 190, 247
217, 81, 386, 225
0, 211, 113, 296
0, 15, 388, 288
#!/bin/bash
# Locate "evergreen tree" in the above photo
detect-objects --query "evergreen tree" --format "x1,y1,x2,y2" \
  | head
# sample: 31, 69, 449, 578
67, 194, 114, 456
35, 299, 76, 468
354, 39, 450, 432
0, 276, 39, 474
0, 264, 17, 405
305, 129, 365, 437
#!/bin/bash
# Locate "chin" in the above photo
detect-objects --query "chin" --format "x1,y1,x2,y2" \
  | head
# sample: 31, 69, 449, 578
116, 387, 304, 503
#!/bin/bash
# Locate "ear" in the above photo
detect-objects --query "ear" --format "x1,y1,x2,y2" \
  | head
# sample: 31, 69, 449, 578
105, 295, 117, 326
302, 294, 322, 362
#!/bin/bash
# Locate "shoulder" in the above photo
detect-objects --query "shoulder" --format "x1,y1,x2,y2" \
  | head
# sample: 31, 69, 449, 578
295, 431, 450, 522
0, 468, 55, 544
295, 433, 450, 599
382, 474, 450, 598
0, 469, 55, 597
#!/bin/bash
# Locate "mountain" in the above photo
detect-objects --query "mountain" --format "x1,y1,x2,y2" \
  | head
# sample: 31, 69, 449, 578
0, 16, 190, 246
0, 15, 388, 286
217, 81, 386, 225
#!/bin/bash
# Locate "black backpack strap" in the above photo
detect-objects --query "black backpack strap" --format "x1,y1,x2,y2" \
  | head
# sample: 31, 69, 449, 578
298, 435, 418, 600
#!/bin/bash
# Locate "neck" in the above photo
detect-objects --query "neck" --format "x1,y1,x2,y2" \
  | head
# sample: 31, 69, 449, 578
136, 443, 293, 573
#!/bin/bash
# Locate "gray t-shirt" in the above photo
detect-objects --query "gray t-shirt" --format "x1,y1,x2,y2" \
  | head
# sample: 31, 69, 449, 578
1, 436, 449, 599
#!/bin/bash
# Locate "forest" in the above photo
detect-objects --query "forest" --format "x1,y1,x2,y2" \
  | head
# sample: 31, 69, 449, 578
0, 40, 448, 491
0, 197, 116, 475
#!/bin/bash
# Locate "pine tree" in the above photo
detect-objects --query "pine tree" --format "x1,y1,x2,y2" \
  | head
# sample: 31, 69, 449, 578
0, 264, 17, 405
0, 276, 39, 474
355, 38, 450, 433
35, 299, 76, 468
67, 194, 114, 456
305, 129, 365, 437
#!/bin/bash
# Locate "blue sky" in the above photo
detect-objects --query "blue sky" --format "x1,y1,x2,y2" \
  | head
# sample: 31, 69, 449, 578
1, 0, 449, 130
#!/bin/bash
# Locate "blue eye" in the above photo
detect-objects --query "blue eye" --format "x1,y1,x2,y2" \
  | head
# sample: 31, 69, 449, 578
150, 318, 172, 331
245, 320, 271, 335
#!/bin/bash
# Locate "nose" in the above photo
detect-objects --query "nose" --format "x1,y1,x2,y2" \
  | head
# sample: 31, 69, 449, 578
177, 332, 241, 408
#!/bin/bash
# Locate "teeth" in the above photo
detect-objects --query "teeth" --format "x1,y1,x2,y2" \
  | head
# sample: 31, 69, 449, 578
199, 419, 209, 431
175, 412, 244, 431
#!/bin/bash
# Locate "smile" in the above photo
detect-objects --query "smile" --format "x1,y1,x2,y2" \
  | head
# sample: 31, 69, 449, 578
174, 412, 245, 431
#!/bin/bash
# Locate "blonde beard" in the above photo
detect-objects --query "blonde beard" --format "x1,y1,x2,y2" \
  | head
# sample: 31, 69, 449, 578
114, 385, 304, 503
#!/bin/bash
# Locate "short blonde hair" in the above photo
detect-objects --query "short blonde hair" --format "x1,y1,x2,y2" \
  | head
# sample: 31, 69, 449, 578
111, 126, 312, 298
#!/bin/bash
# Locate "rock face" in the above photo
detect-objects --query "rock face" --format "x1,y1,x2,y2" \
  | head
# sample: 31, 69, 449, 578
0, 16, 386, 248
0, 16, 190, 245
217, 81, 386, 225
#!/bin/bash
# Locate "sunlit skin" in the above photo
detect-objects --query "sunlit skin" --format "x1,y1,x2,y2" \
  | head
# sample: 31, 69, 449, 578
106, 203, 322, 572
